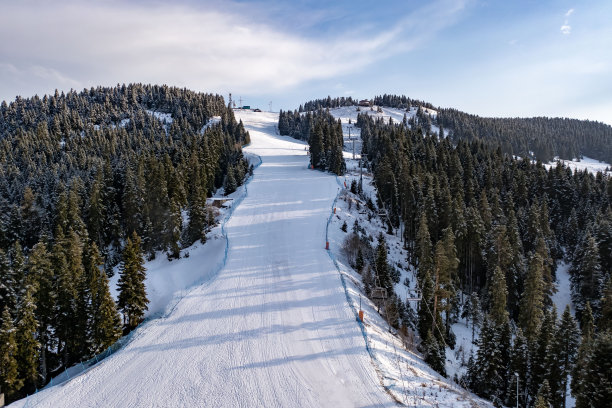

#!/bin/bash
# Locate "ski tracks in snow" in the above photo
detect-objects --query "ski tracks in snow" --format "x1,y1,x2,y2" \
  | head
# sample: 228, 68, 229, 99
15, 111, 394, 408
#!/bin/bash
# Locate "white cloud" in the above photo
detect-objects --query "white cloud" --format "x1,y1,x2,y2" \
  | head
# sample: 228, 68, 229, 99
561, 8, 574, 35
0, 0, 467, 102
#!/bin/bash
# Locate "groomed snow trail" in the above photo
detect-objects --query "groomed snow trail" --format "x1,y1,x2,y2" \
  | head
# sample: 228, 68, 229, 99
20, 111, 394, 408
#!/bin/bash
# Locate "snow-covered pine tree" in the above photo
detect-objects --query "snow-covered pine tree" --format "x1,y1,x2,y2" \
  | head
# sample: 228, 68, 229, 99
570, 231, 603, 320
27, 241, 54, 383
86, 242, 122, 354
16, 286, 39, 392
519, 253, 545, 343
118, 232, 148, 332
573, 329, 612, 408
0, 306, 22, 399
546, 305, 579, 408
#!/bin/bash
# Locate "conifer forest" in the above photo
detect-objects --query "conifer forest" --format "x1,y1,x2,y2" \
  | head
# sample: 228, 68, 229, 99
0, 84, 250, 401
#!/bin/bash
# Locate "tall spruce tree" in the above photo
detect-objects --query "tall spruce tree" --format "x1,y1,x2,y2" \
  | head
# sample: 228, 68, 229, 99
572, 302, 594, 406
433, 227, 459, 335
0, 306, 22, 399
27, 241, 54, 383
519, 253, 545, 342
571, 231, 603, 319
546, 305, 579, 408
507, 328, 529, 408
117, 232, 148, 332
416, 212, 433, 279
599, 276, 612, 332
15, 286, 39, 392
573, 330, 612, 408
0, 249, 16, 317
86, 242, 122, 354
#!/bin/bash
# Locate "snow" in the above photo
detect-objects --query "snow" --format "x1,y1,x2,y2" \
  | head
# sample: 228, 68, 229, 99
544, 155, 611, 175
552, 261, 575, 316
328, 105, 413, 126
108, 227, 226, 318
200, 115, 221, 134
13, 110, 395, 408
145, 110, 173, 125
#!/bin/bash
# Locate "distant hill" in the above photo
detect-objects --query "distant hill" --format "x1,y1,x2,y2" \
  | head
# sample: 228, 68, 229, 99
297, 94, 612, 165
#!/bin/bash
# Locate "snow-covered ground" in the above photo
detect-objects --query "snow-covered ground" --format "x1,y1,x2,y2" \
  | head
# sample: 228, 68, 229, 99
552, 261, 574, 316
12, 111, 396, 408
107, 229, 224, 318
145, 110, 173, 125
544, 156, 611, 175
329, 105, 414, 125
200, 115, 222, 134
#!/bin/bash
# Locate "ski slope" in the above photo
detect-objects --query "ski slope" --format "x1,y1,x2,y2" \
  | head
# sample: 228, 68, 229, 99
15, 111, 394, 407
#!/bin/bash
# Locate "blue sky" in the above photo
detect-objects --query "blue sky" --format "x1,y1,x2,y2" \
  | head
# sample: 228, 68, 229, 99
1, 0, 611, 124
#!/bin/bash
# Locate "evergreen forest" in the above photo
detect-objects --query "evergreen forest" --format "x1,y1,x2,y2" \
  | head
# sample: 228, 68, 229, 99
0, 84, 251, 402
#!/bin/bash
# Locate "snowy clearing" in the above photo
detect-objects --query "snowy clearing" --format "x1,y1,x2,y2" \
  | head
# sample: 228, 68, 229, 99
544, 156, 611, 175
200, 115, 222, 134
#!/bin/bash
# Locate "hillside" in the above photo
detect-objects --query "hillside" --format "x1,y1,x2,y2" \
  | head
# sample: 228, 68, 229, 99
294, 95, 612, 165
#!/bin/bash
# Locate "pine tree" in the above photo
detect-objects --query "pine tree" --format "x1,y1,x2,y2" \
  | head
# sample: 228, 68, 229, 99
118, 232, 148, 332
16, 286, 39, 392
433, 227, 459, 334
375, 233, 391, 293
0, 306, 22, 399
519, 253, 545, 342
415, 212, 433, 279
0, 249, 16, 316
310, 122, 324, 169
547, 305, 579, 408
599, 276, 612, 332
531, 307, 556, 400
184, 181, 208, 247
534, 379, 552, 408
355, 248, 364, 274
166, 198, 182, 260
27, 241, 54, 383
417, 269, 436, 342
472, 316, 505, 403
572, 302, 594, 406
423, 329, 446, 376
507, 328, 529, 408
571, 231, 603, 319
224, 164, 237, 195
573, 330, 612, 408
87, 243, 122, 354
9, 242, 25, 307
488, 266, 509, 326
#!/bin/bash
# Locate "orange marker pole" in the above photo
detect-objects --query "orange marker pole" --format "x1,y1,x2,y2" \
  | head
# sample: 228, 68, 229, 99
325, 241, 329, 250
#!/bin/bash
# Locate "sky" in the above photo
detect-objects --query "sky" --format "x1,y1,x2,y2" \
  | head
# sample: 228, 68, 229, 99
1, 0, 611, 124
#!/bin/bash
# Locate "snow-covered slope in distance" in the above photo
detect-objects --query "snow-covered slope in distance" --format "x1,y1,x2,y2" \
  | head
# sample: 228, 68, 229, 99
544, 156, 611, 175
12, 111, 394, 408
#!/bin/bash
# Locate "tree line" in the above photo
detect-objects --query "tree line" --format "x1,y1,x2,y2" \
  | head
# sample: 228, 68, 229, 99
300, 94, 612, 164
278, 109, 345, 175
0, 84, 250, 402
